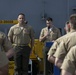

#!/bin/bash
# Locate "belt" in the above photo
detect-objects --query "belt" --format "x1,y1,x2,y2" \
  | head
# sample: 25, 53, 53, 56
13, 44, 29, 46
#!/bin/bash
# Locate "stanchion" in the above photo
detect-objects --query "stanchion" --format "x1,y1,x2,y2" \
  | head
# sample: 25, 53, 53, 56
28, 59, 32, 75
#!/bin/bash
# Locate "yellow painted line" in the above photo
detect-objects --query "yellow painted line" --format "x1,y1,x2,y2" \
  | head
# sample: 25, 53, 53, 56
0, 20, 18, 24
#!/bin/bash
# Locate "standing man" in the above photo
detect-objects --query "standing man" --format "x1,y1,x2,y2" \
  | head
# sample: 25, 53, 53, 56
39, 17, 61, 75
0, 31, 14, 75
47, 21, 70, 64
8, 13, 35, 75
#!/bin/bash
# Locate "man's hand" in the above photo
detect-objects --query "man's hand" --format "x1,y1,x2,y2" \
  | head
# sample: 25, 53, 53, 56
55, 58, 62, 68
6, 48, 14, 58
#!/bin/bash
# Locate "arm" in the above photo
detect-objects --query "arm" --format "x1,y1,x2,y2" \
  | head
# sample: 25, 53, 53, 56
48, 55, 55, 64
30, 37, 34, 50
30, 27, 35, 50
47, 42, 58, 64
39, 34, 48, 42
8, 27, 13, 43
39, 29, 49, 42
6, 48, 14, 58
54, 41, 67, 68
55, 57, 63, 68
61, 46, 76, 75
3, 33, 14, 58
61, 70, 72, 75
47, 40, 60, 64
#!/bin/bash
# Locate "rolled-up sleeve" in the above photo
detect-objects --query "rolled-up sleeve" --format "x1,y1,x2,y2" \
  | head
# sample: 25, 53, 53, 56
54, 41, 67, 60
61, 47, 76, 74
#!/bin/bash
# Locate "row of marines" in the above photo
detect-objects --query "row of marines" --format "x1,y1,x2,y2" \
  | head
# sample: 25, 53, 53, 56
47, 14, 76, 75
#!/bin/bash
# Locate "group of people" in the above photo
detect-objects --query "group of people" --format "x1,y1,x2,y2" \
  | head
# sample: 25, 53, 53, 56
0, 13, 35, 75
47, 14, 76, 75
0, 12, 76, 75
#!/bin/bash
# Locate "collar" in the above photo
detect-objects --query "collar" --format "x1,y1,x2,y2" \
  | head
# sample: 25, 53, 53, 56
16, 23, 27, 27
70, 29, 76, 33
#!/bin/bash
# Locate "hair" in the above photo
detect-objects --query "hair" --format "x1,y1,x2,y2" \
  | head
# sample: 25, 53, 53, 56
18, 13, 25, 17
69, 14, 76, 29
46, 17, 53, 21
66, 21, 69, 24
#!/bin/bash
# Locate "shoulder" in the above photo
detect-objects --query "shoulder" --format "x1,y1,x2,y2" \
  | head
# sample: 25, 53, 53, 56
26, 25, 34, 32
69, 32, 76, 37
0, 31, 6, 38
53, 26, 60, 31
64, 32, 76, 42
53, 26, 59, 29
58, 33, 70, 40
10, 24, 18, 30
58, 33, 72, 43
54, 35, 67, 45
70, 45, 76, 50
56, 35, 64, 42
41, 27, 47, 31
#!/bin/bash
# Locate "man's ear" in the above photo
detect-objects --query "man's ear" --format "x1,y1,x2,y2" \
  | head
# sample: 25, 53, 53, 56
25, 21, 28, 24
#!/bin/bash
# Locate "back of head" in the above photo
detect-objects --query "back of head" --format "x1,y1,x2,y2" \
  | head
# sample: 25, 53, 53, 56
69, 14, 76, 29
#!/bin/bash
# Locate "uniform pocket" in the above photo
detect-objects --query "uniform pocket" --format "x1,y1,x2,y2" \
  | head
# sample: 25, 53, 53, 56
23, 28, 29, 35
14, 28, 22, 35
52, 33, 58, 40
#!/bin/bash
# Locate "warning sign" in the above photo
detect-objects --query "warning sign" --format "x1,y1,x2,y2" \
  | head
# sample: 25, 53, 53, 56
0, 20, 18, 24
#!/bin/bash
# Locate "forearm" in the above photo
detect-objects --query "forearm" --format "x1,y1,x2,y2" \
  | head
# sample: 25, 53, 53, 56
48, 55, 55, 64
61, 70, 72, 75
6, 48, 14, 58
56, 61, 62, 68
39, 35, 47, 42
30, 38, 34, 49
55, 58, 63, 69
8, 36, 13, 43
